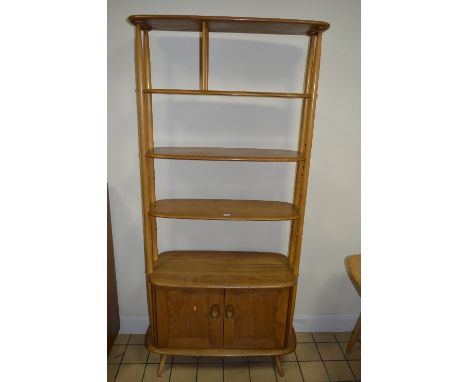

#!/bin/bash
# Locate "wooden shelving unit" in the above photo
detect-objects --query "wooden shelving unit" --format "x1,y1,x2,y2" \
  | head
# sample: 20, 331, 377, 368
128, 14, 329, 377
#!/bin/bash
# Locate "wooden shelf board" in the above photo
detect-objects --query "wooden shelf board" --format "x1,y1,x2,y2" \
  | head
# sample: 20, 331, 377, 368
149, 199, 299, 221
151, 251, 296, 289
128, 15, 329, 35
147, 147, 304, 162
145, 327, 297, 356
144, 89, 310, 98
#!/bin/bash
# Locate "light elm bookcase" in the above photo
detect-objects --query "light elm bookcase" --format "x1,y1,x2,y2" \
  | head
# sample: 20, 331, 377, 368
128, 14, 329, 376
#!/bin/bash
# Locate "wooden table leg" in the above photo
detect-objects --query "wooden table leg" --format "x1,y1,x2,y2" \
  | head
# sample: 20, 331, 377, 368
347, 314, 361, 353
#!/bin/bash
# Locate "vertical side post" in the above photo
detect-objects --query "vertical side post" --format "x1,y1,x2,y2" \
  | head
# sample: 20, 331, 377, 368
142, 28, 159, 343
288, 34, 316, 265
134, 25, 156, 343
285, 32, 323, 344
199, 21, 209, 90
143, 30, 159, 267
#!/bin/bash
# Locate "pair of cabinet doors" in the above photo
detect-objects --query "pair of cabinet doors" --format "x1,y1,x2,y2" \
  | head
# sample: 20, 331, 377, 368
155, 287, 289, 349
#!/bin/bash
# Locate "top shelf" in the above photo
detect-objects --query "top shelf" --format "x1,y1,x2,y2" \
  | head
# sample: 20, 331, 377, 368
128, 15, 330, 35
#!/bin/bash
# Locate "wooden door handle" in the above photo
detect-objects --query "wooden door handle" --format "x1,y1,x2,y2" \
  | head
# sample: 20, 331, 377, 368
225, 304, 234, 319
210, 304, 220, 319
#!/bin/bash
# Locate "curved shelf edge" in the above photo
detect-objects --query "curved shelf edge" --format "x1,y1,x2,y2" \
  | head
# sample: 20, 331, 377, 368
149, 199, 300, 221
128, 14, 330, 35
145, 327, 297, 357
146, 147, 305, 162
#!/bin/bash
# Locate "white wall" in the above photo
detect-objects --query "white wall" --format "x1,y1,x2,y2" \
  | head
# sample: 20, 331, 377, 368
108, 0, 360, 332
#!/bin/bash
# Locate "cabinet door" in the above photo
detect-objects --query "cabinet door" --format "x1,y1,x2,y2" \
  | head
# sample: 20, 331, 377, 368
224, 288, 289, 349
156, 287, 223, 349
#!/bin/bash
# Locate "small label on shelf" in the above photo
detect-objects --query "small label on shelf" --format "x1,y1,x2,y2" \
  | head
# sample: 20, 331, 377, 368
223, 213, 231, 216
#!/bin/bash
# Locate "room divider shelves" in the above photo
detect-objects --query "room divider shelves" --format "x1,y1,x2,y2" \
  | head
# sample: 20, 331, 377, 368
146, 147, 304, 162
129, 14, 329, 377
149, 199, 299, 221
151, 251, 296, 289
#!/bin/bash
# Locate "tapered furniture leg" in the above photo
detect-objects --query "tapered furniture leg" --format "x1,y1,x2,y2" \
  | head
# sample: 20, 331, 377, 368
158, 354, 168, 376
344, 254, 361, 353
274, 355, 284, 377
347, 314, 361, 353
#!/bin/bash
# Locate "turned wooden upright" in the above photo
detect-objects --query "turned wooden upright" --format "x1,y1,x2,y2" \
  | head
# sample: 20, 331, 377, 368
128, 15, 329, 377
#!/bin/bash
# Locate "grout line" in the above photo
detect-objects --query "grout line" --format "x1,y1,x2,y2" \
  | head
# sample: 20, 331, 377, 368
113, 341, 128, 382
168, 361, 173, 382
336, 340, 358, 382
297, 359, 307, 382
314, 341, 332, 382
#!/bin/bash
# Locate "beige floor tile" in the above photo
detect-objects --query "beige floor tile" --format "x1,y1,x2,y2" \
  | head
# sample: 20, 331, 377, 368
276, 361, 304, 382
107, 364, 119, 382
338, 342, 361, 360
169, 363, 197, 382
122, 345, 149, 363
128, 334, 146, 344
313, 332, 336, 343
114, 334, 130, 345
147, 353, 173, 364
250, 363, 277, 382
225, 356, 249, 363
143, 364, 171, 381
281, 352, 297, 362
299, 361, 330, 382
198, 364, 223, 382
324, 361, 354, 381
115, 364, 145, 382
317, 343, 345, 360
296, 332, 315, 342
333, 332, 351, 343
108, 345, 126, 364
224, 363, 250, 382
248, 356, 273, 363
295, 343, 321, 361
198, 356, 223, 364
172, 355, 197, 363
348, 360, 361, 381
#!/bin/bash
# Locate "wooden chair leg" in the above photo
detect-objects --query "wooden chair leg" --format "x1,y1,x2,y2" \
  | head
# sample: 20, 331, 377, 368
157, 354, 168, 376
346, 314, 361, 353
274, 355, 284, 377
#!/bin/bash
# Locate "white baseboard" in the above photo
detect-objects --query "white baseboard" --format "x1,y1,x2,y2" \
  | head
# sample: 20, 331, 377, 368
119, 313, 359, 334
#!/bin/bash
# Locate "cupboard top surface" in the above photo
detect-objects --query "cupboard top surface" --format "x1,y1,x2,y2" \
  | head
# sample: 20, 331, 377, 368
128, 15, 330, 35
151, 251, 296, 289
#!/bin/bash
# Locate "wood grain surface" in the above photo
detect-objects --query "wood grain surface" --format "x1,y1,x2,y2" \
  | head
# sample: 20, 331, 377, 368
151, 251, 296, 289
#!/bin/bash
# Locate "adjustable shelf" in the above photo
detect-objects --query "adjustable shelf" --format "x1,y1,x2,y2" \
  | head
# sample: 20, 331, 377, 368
149, 199, 299, 221
146, 147, 304, 162
151, 251, 296, 289
129, 14, 329, 377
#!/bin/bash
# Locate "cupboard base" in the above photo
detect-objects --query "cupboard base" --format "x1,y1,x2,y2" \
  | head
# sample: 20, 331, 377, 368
145, 326, 296, 376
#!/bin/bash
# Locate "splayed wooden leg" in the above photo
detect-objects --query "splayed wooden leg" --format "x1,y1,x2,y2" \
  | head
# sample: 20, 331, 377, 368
158, 354, 168, 376
274, 355, 284, 377
347, 314, 361, 353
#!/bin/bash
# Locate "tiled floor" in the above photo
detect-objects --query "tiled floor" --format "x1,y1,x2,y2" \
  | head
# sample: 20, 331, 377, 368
108, 332, 360, 381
